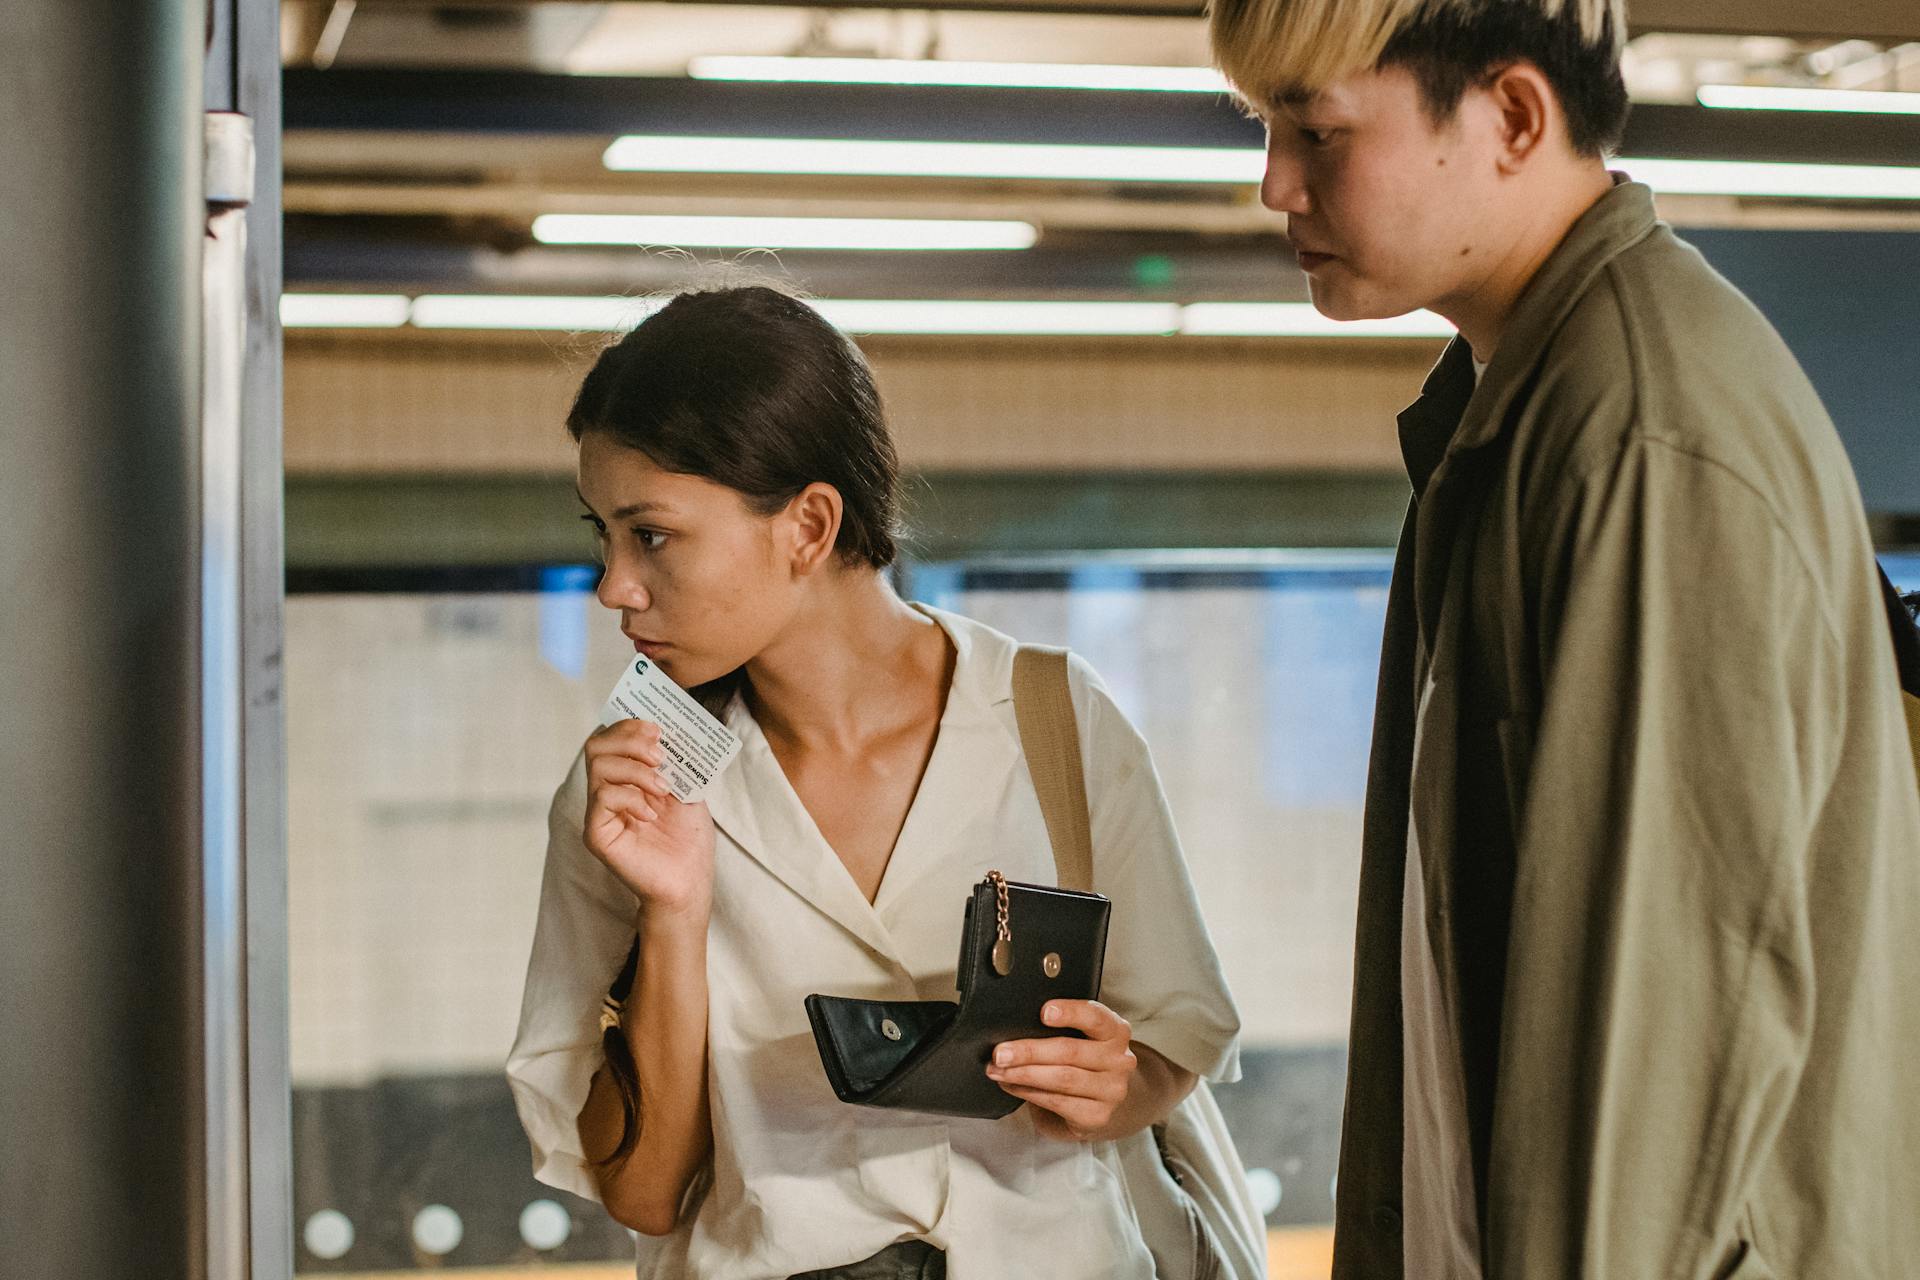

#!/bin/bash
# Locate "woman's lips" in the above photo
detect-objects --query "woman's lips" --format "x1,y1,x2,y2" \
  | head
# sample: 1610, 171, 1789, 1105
629, 637, 670, 658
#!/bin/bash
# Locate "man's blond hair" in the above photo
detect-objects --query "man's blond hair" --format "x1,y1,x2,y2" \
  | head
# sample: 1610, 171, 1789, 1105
1210, 0, 1625, 106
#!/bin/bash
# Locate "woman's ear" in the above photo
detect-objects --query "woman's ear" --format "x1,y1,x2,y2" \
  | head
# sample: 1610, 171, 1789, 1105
781, 482, 846, 576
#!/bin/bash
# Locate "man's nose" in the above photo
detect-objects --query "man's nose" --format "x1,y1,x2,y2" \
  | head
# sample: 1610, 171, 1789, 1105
1260, 135, 1311, 217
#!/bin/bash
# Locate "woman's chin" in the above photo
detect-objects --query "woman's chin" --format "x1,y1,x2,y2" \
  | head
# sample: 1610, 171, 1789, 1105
655, 654, 731, 692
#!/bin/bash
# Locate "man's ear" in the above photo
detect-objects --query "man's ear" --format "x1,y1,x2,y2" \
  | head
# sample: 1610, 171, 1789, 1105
781, 482, 845, 576
1482, 61, 1559, 173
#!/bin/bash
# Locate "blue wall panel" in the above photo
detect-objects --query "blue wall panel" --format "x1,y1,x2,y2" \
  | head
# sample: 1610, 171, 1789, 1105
1685, 228, 1920, 517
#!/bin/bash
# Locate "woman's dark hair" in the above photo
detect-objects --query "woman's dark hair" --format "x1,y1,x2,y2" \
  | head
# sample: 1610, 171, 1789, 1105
1380, 2, 1631, 158
568, 285, 901, 569
599, 940, 642, 1165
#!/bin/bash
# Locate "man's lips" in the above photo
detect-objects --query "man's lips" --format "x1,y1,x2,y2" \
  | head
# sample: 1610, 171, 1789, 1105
626, 635, 669, 656
1295, 248, 1336, 270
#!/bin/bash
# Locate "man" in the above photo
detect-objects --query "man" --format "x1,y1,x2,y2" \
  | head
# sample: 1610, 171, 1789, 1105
1208, 0, 1920, 1275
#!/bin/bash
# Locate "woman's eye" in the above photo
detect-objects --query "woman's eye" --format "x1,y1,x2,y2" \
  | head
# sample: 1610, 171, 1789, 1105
632, 528, 666, 551
1300, 126, 1334, 146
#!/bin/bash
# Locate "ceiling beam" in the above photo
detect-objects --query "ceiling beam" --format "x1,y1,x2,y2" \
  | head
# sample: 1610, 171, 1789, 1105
1629, 0, 1920, 42
336, 0, 1920, 40
281, 180, 1920, 236
284, 71, 1920, 169
284, 68, 1259, 146
282, 180, 1277, 234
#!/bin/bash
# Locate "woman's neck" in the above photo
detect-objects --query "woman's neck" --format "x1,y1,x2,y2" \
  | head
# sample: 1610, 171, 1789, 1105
742, 571, 951, 754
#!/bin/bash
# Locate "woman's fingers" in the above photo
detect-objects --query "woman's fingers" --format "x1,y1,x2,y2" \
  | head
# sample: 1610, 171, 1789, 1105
586, 719, 665, 765
989, 999, 1136, 1121
992, 1030, 1135, 1074
986, 1061, 1118, 1100
1039, 999, 1130, 1041
587, 781, 657, 830
999, 1087, 1109, 1137
586, 722, 671, 803
590, 753, 673, 800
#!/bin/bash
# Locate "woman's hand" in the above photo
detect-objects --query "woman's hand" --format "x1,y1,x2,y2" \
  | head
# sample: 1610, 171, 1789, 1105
987, 1000, 1139, 1141
583, 719, 716, 921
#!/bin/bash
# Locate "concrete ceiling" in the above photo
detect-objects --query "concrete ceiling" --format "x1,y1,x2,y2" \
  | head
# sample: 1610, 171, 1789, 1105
278, 0, 1920, 302
294, 0, 1920, 41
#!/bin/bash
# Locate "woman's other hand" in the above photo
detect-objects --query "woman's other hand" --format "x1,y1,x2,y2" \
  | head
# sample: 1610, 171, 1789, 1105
583, 719, 715, 921
987, 1000, 1140, 1140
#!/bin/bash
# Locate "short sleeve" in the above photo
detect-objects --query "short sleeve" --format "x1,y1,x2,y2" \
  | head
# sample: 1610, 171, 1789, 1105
505, 751, 639, 1203
1068, 655, 1243, 1084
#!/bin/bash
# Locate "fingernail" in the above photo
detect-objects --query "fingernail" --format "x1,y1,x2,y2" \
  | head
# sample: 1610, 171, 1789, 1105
994, 1047, 1010, 1066
1042, 1004, 1058, 1023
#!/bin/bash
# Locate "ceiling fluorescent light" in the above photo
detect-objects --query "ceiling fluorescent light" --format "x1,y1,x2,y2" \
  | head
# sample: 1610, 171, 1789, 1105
686, 55, 1230, 95
531, 212, 1038, 251
1181, 304, 1455, 338
602, 135, 1262, 184
406, 295, 1179, 335
279, 293, 410, 328
815, 299, 1181, 335
598, 137, 1920, 201
1696, 84, 1920, 116
409, 294, 667, 331
1620, 156, 1920, 200
283, 293, 1473, 338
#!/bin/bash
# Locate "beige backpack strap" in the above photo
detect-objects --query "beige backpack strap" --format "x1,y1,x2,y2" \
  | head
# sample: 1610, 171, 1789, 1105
1011, 645, 1095, 893
1903, 692, 1920, 789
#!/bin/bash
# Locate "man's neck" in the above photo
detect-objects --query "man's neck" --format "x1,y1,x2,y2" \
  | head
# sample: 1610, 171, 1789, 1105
1438, 164, 1615, 363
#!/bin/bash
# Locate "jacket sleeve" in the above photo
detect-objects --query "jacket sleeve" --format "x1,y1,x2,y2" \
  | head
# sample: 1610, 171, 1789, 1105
504, 751, 640, 1203
1484, 437, 1836, 1278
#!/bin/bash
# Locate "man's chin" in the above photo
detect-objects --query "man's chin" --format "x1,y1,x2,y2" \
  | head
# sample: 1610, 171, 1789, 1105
1307, 281, 1418, 326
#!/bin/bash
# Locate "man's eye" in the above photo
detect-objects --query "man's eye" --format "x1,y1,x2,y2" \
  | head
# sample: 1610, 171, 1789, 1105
1300, 126, 1334, 146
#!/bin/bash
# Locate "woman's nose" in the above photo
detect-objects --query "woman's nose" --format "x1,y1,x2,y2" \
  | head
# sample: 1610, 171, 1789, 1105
595, 555, 650, 614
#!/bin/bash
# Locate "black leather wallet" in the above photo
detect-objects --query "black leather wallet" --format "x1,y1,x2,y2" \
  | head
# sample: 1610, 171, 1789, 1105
805, 873, 1112, 1119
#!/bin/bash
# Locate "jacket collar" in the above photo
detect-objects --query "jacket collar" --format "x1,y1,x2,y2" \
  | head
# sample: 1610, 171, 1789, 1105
1399, 176, 1661, 480
1397, 341, 1478, 500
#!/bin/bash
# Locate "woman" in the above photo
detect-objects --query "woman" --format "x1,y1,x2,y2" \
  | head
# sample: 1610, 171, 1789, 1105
506, 285, 1242, 1280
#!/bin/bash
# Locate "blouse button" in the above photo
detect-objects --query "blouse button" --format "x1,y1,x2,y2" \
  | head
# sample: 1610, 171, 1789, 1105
881, 1018, 903, 1041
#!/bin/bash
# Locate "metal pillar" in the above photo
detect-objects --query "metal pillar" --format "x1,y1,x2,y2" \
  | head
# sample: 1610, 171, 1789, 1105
204, 1, 292, 1277
0, 3, 207, 1279
208, 0, 293, 1276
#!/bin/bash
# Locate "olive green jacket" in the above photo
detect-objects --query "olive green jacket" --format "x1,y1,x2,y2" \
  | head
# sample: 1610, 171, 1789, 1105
1331, 179, 1920, 1279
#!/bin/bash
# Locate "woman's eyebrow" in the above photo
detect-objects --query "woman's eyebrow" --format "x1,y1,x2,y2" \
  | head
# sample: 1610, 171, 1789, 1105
574, 488, 667, 521
611, 501, 667, 520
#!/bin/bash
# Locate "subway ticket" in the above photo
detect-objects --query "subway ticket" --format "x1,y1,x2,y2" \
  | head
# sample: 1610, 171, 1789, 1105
598, 656, 743, 803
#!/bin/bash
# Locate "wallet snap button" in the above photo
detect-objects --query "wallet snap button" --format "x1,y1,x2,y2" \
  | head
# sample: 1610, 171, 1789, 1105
881, 1018, 903, 1041
1043, 953, 1062, 978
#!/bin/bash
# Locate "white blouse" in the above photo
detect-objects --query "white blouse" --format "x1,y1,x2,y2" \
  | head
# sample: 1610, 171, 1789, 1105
506, 605, 1242, 1280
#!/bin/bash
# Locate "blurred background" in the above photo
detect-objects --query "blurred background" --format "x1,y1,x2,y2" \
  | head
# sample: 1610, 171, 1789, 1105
270, 3, 1920, 1276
